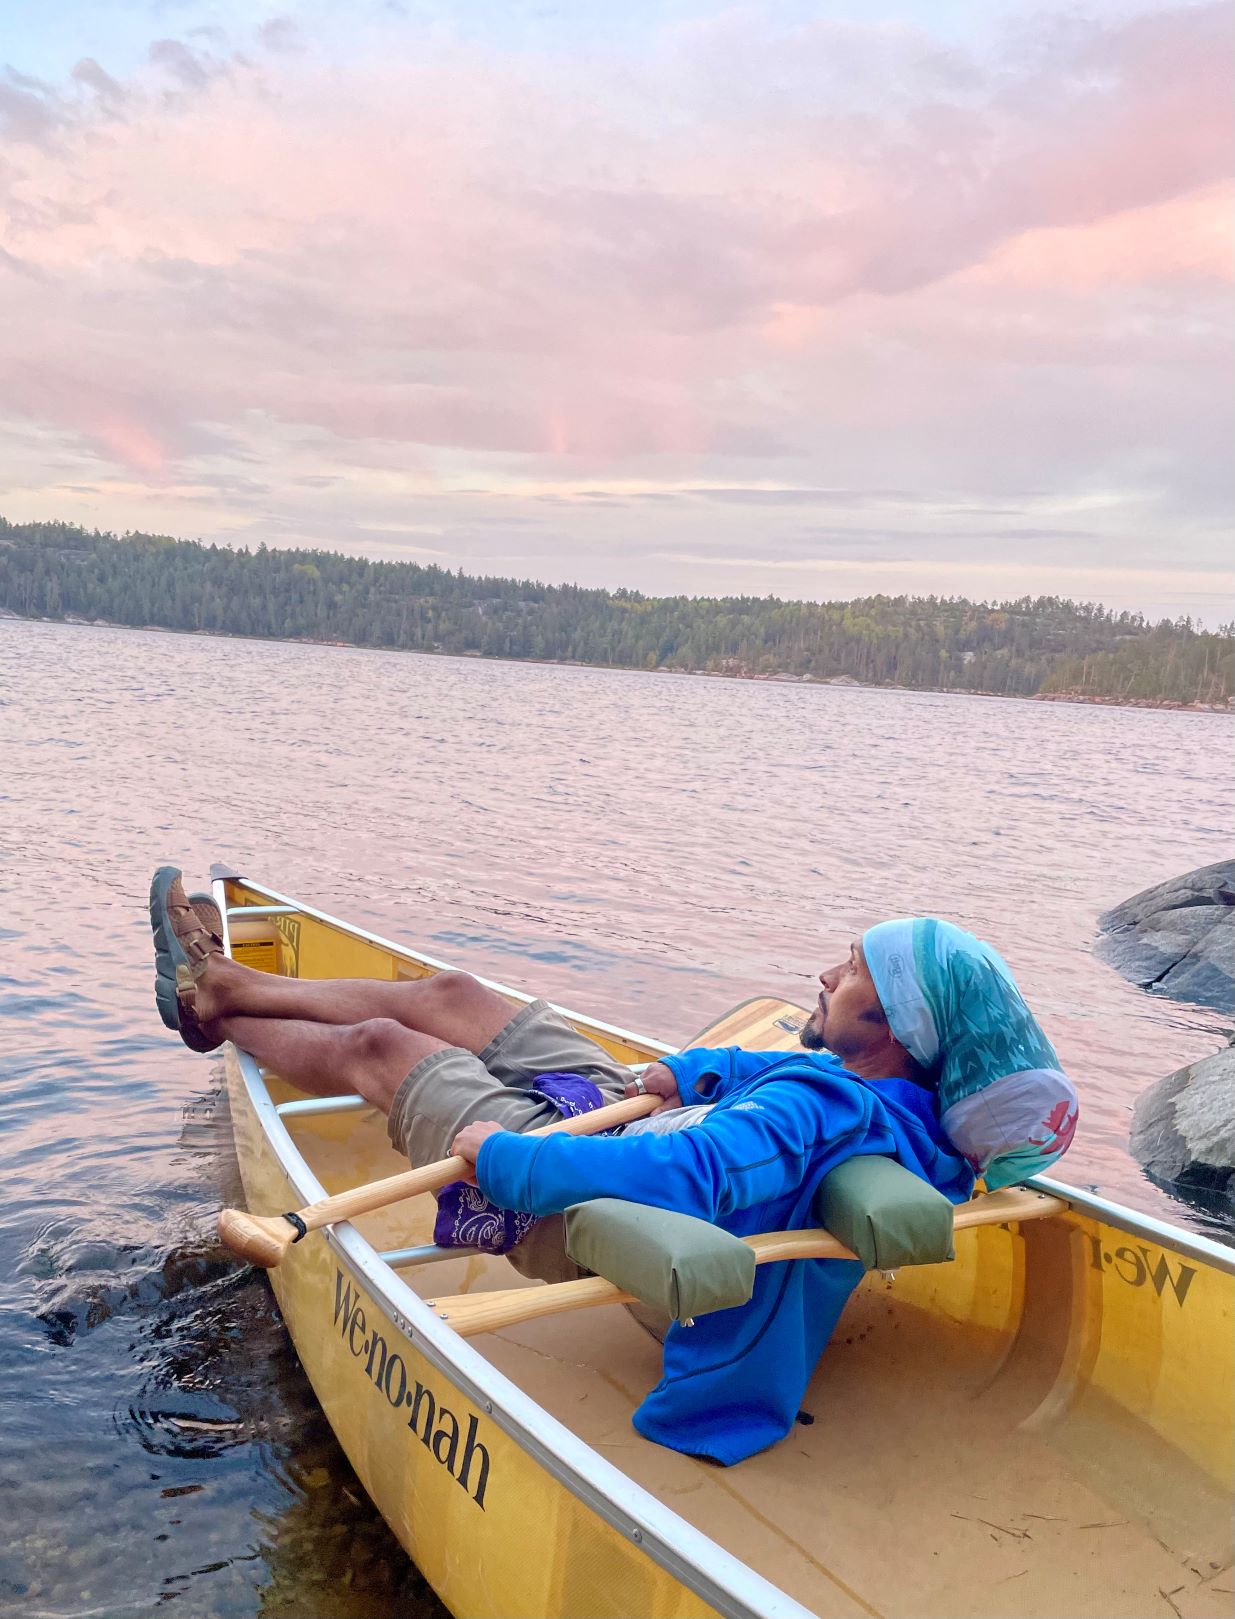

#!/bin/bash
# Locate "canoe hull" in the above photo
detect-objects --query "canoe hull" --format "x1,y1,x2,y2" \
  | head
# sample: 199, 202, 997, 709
893, 1185, 1233, 1491
227, 1047, 722, 1619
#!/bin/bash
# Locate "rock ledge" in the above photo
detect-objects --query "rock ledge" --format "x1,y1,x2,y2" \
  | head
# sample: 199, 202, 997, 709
1130, 1042, 1235, 1211
1096, 860, 1235, 1014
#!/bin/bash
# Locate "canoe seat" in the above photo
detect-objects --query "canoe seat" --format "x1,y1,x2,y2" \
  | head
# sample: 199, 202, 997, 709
565, 1155, 955, 1324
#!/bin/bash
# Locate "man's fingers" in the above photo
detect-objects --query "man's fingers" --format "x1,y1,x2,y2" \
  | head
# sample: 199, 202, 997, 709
451, 1119, 504, 1166
627, 1061, 683, 1110
624, 1080, 671, 1114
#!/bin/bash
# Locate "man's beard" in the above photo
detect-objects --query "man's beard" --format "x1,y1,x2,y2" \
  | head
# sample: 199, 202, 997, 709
799, 1013, 826, 1051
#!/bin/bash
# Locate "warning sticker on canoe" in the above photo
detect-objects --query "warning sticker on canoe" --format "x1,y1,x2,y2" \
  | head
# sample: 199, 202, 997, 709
332, 1269, 491, 1508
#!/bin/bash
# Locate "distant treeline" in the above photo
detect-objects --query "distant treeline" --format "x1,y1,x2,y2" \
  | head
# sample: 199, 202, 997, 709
2, 517, 1232, 705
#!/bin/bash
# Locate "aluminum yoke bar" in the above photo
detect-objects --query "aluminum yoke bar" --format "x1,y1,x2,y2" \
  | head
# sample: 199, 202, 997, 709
379, 1243, 479, 1267
225, 904, 300, 917
276, 1095, 371, 1118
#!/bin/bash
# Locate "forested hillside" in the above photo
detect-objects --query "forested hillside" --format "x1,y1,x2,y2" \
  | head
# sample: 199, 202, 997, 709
2, 517, 1231, 705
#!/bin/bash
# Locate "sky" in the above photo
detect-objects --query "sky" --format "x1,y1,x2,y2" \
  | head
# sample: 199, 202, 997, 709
1, 1, 1232, 622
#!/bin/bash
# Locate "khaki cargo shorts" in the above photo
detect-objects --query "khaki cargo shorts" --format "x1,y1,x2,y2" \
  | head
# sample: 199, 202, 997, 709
386, 998, 634, 1283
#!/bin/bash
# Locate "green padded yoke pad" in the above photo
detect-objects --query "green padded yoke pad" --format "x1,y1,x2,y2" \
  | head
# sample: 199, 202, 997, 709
565, 1199, 756, 1324
815, 1154, 955, 1269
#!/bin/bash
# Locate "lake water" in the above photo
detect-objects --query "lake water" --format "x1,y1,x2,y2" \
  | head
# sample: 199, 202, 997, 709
1, 617, 1231, 1617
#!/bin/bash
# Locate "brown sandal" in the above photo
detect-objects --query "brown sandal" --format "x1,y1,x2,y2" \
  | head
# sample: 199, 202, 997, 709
150, 867, 224, 1046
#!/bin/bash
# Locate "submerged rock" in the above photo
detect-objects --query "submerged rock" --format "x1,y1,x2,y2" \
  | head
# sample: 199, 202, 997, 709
1097, 860, 1235, 1013
1130, 1042, 1235, 1211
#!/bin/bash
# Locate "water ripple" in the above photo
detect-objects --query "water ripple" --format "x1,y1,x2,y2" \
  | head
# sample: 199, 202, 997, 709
0, 617, 1232, 1615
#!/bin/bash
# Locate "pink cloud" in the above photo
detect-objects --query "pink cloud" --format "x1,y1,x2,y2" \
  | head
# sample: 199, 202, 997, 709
92, 414, 168, 475
968, 185, 1233, 291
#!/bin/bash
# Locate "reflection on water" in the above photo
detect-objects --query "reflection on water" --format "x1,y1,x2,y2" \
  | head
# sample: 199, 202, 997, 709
0, 618, 1231, 1614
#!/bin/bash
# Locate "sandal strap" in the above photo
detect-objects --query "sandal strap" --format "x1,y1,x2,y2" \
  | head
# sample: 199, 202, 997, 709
173, 970, 221, 1052
167, 897, 222, 970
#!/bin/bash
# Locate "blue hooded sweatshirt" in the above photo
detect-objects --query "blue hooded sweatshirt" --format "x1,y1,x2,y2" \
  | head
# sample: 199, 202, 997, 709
477, 1046, 974, 1465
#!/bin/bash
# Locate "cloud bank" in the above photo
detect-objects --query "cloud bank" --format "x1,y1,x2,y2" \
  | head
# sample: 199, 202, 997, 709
1, 3, 1231, 619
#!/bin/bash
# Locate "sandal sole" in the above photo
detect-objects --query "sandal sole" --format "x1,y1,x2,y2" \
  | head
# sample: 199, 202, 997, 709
150, 868, 223, 1051
150, 866, 190, 1030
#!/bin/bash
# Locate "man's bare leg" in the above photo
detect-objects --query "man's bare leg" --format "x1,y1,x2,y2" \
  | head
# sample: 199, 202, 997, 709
216, 1014, 444, 1115
195, 959, 514, 1053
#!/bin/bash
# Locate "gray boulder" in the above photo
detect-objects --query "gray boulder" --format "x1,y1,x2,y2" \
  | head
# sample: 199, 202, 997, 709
1130, 1042, 1235, 1206
1097, 860, 1235, 1014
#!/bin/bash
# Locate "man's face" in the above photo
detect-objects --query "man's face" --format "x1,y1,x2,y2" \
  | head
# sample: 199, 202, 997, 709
800, 942, 889, 1060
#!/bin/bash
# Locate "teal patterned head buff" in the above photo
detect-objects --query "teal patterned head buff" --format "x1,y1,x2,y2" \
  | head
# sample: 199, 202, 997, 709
861, 918, 1078, 1191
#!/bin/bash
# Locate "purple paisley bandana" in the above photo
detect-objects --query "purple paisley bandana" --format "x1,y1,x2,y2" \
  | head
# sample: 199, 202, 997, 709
432, 1073, 610, 1253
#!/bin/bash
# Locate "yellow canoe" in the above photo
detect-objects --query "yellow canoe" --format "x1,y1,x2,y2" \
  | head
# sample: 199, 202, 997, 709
214, 869, 1234, 1619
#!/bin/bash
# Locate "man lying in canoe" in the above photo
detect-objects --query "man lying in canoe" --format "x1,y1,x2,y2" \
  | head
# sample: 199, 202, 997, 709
150, 868, 1077, 1464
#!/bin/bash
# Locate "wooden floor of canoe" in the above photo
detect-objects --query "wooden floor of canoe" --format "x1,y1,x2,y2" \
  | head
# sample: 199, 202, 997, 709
282, 1099, 1232, 1619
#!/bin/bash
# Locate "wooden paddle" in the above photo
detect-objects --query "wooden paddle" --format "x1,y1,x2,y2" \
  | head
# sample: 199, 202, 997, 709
426, 1187, 1069, 1337
217, 1091, 662, 1268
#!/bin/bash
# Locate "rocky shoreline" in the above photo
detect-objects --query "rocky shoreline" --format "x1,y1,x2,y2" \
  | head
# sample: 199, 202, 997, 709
1035, 690, 1234, 714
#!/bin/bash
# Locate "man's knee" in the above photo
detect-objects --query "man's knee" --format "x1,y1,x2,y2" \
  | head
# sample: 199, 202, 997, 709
340, 1018, 420, 1098
423, 970, 487, 1010
407, 970, 510, 1044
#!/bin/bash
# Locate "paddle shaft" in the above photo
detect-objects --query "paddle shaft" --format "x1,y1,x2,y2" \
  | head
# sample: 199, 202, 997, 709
429, 1187, 1068, 1337
302, 1090, 661, 1233
217, 1090, 662, 1266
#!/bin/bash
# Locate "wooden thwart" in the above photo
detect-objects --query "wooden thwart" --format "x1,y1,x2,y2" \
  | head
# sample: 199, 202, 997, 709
428, 1187, 1068, 1338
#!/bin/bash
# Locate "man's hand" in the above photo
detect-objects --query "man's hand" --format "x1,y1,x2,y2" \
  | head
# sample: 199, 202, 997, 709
624, 1060, 681, 1111
450, 1119, 507, 1183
